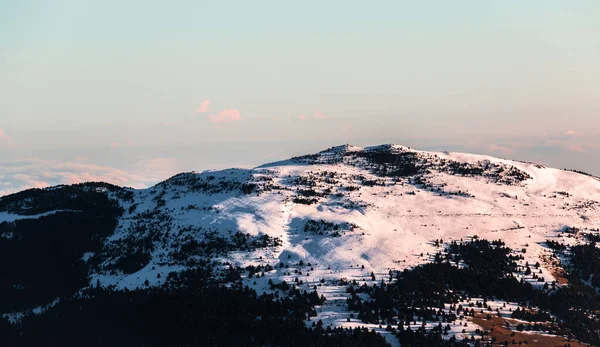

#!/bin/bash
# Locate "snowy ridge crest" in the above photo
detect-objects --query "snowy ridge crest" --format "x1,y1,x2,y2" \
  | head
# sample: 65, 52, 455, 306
2, 144, 600, 346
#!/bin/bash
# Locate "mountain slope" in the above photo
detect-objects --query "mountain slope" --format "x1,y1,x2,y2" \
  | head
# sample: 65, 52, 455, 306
2, 144, 600, 346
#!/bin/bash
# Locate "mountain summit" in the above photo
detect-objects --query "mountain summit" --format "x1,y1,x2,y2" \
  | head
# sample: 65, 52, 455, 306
2, 144, 600, 346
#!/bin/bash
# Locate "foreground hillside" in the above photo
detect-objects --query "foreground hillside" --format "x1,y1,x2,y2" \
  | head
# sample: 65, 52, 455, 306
1, 144, 600, 346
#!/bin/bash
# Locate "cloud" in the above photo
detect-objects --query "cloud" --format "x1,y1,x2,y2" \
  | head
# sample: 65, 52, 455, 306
110, 142, 120, 148
197, 99, 211, 113
298, 112, 329, 121
313, 112, 328, 120
565, 143, 585, 152
487, 138, 593, 155
129, 158, 183, 180
461, 131, 600, 168
0, 128, 14, 147
487, 144, 514, 156
197, 101, 241, 123
0, 158, 183, 197
209, 109, 241, 123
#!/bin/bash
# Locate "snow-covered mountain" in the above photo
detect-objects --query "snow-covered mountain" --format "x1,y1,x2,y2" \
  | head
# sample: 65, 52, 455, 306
2, 144, 600, 346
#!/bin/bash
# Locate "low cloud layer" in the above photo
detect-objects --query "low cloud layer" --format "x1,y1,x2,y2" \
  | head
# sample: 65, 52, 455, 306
487, 144, 514, 156
484, 130, 600, 157
299, 112, 328, 121
210, 109, 241, 123
0, 158, 182, 197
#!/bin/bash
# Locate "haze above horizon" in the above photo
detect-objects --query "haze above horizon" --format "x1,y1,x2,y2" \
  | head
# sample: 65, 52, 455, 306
1, 0, 599, 195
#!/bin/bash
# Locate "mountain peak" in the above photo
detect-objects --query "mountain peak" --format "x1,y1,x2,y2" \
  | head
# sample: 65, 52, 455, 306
318, 143, 412, 154
3, 144, 600, 346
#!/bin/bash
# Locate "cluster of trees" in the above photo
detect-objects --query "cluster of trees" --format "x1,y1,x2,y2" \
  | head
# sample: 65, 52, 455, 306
354, 147, 531, 186
293, 197, 319, 205
582, 231, 600, 242
347, 240, 531, 325
0, 182, 127, 216
158, 170, 281, 196
156, 170, 253, 195
358, 151, 421, 177
349, 174, 386, 187
104, 199, 284, 272
481, 165, 532, 185
293, 146, 532, 197
411, 175, 474, 198
2, 268, 388, 347
291, 174, 321, 187
170, 230, 282, 263
443, 161, 484, 176
345, 238, 600, 346
303, 219, 357, 237
102, 210, 173, 274
241, 183, 257, 194
0, 201, 121, 312
565, 168, 600, 178
569, 241, 600, 288
395, 327, 473, 346
511, 307, 552, 322
546, 239, 567, 251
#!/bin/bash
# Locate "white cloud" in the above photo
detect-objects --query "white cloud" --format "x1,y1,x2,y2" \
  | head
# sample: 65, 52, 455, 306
209, 108, 241, 123
0, 128, 14, 147
487, 144, 514, 156
298, 112, 329, 121
197, 99, 211, 113
0, 158, 182, 197
565, 143, 585, 152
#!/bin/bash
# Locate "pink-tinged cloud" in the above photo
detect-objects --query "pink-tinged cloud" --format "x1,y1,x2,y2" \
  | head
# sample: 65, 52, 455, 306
209, 109, 241, 123
0, 157, 183, 197
110, 142, 120, 149
298, 112, 329, 121
565, 143, 585, 153
488, 144, 514, 156
565, 130, 576, 136
198, 99, 211, 113
313, 112, 328, 119
0, 128, 14, 147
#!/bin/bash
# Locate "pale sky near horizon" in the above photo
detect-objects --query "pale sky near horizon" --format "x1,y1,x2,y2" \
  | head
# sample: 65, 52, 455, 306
1, 1, 599, 195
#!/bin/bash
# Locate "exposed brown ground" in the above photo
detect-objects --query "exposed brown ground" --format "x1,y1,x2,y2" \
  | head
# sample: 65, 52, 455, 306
551, 268, 570, 285
472, 313, 588, 346
540, 253, 569, 285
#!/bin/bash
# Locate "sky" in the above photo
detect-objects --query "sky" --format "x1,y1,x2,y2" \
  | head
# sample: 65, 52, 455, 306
1, 1, 599, 196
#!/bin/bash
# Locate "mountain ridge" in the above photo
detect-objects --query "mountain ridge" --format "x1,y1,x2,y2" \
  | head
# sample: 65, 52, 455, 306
1, 144, 600, 346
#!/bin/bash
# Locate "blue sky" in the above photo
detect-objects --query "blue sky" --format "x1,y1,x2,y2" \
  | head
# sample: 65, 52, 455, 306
1, 1, 599, 194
